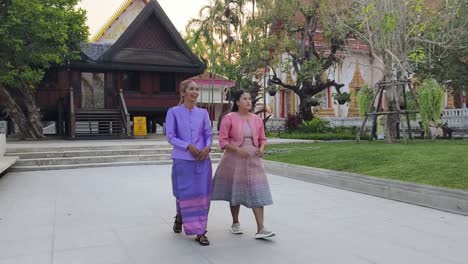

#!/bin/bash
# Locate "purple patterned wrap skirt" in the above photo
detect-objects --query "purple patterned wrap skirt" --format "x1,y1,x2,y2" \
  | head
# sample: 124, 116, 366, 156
171, 158, 212, 235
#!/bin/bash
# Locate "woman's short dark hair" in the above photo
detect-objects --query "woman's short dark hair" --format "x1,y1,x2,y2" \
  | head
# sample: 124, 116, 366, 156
230, 89, 246, 112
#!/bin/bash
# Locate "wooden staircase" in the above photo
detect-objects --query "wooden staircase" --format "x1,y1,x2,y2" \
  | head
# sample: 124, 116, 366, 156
74, 109, 129, 138
67, 88, 131, 139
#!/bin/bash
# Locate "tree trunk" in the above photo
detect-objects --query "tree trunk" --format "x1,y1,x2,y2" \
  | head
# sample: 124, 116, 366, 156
17, 88, 44, 139
454, 88, 463, 108
0, 84, 44, 139
383, 77, 403, 143
384, 95, 399, 143
299, 97, 313, 121
0, 84, 31, 138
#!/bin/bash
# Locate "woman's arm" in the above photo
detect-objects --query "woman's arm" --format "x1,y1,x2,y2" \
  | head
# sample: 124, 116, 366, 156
256, 116, 267, 157
165, 108, 189, 150
258, 116, 267, 148
218, 114, 232, 150
219, 115, 249, 158
202, 110, 212, 149
197, 110, 212, 160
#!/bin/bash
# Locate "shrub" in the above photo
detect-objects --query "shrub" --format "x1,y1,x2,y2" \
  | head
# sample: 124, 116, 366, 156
332, 126, 359, 134
301, 118, 332, 133
333, 92, 351, 104
285, 112, 302, 131
279, 132, 369, 140
356, 84, 374, 117
417, 79, 445, 137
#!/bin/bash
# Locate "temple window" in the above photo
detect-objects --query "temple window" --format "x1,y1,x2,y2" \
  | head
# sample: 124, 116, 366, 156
123, 72, 140, 92
160, 73, 175, 92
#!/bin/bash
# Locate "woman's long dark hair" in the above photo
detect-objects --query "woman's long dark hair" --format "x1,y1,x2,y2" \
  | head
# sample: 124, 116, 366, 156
230, 89, 246, 112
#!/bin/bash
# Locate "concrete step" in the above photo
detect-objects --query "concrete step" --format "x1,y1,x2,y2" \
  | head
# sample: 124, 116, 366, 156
6, 144, 173, 153
6, 142, 224, 172
15, 153, 224, 166
10, 158, 222, 171
6, 148, 175, 159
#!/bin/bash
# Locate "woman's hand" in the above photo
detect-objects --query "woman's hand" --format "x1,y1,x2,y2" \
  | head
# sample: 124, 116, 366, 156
236, 146, 250, 158
256, 145, 265, 157
187, 144, 200, 158
197, 146, 211, 160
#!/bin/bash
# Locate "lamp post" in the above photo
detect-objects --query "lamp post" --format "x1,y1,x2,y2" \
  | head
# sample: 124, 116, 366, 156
263, 65, 267, 118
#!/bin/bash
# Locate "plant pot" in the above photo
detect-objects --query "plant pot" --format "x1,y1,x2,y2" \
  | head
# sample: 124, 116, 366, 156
310, 99, 319, 106
268, 91, 277, 96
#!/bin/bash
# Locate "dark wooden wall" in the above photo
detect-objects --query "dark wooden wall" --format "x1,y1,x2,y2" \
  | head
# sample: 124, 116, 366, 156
36, 69, 192, 118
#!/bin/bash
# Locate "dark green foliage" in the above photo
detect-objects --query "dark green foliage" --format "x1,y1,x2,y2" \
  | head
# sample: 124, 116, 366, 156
0, 0, 88, 138
279, 133, 369, 141
301, 118, 332, 133
0, 0, 89, 88
284, 112, 302, 131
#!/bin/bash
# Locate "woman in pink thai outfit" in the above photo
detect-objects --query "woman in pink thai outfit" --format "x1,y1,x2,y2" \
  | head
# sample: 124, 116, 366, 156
211, 90, 275, 239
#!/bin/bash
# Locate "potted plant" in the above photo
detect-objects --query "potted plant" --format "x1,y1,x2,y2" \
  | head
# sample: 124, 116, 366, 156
333, 92, 351, 105
308, 97, 319, 106
266, 81, 278, 96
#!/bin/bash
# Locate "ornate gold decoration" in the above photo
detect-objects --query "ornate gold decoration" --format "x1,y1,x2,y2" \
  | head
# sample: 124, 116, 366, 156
347, 64, 366, 117
446, 92, 455, 109
91, 0, 150, 42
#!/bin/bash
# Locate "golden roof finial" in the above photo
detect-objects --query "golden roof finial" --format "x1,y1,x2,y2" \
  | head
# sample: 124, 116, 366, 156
285, 64, 294, 85
349, 64, 365, 90
91, 0, 151, 42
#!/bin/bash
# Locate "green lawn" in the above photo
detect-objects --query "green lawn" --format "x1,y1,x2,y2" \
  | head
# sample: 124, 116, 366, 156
264, 140, 468, 190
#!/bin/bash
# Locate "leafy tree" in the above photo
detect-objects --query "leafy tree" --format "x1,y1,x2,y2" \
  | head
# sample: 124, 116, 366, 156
356, 84, 373, 117
187, 0, 353, 121
263, 0, 354, 121
417, 78, 445, 137
415, 2, 467, 107
338, 0, 466, 142
186, 0, 273, 112
0, 0, 88, 138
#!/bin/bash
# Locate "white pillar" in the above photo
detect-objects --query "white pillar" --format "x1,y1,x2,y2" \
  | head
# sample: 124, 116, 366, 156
0, 134, 5, 157
0, 121, 6, 156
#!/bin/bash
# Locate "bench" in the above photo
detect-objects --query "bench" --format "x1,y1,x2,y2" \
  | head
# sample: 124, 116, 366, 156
0, 156, 18, 175
0, 133, 18, 175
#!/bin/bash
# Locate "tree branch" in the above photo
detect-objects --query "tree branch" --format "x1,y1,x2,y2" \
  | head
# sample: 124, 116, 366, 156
322, 38, 340, 71
410, 37, 464, 49
348, 61, 385, 73
309, 16, 320, 59
286, 49, 301, 74
270, 68, 299, 93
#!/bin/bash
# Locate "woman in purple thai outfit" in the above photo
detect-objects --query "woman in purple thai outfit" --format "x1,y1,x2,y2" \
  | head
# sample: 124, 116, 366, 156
165, 80, 212, 246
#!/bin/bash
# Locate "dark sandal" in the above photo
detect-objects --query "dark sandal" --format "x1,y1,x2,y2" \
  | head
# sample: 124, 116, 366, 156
173, 215, 182, 233
195, 232, 210, 246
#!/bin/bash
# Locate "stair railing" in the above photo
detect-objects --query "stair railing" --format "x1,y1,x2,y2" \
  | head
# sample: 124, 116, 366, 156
118, 89, 131, 136
69, 86, 75, 138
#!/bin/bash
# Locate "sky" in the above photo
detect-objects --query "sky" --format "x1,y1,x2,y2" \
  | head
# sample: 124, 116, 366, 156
78, 0, 209, 37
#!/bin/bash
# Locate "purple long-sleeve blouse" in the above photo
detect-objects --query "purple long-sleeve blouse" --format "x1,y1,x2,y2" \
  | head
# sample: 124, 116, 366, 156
165, 105, 212, 160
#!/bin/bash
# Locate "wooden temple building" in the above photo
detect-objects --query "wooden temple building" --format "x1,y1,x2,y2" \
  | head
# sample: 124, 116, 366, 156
35, 0, 205, 138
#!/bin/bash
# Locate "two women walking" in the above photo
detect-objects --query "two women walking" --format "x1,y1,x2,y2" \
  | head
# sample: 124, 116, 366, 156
165, 80, 275, 246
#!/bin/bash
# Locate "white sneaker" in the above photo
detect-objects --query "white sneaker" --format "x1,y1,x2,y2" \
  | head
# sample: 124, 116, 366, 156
230, 223, 243, 234
254, 228, 276, 239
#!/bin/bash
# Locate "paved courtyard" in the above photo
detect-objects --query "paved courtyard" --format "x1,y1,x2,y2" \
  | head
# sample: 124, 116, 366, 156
0, 164, 468, 264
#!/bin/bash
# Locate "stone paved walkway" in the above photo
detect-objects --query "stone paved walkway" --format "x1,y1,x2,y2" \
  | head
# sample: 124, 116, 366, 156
1, 164, 467, 264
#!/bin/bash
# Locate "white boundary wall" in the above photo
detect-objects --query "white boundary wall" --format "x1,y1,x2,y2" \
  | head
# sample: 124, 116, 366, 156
0, 121, 6, 156
0, 134, 5, 156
